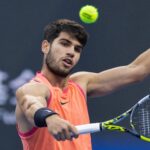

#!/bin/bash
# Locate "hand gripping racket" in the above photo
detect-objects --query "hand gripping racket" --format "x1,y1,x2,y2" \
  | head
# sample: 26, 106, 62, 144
76, 95, 150, 142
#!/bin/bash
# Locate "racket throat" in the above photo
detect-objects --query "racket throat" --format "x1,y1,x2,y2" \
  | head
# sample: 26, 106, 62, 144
103, 124, 126, 132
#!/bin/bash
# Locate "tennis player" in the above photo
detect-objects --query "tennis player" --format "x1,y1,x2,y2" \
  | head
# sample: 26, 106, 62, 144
16, 19, 150, 150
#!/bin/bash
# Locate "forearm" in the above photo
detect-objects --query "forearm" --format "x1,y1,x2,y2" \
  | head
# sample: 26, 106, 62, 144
20, 95, 46, 126
100, 48, 150, 87
19, 95, 78, 141
130, 48, 150, 78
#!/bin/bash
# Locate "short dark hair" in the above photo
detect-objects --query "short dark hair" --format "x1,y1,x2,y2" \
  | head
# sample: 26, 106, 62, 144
43, 19, 89, 47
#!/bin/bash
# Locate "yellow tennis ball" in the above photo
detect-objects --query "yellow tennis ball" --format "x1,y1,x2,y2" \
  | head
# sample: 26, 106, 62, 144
79, 5, 99, 24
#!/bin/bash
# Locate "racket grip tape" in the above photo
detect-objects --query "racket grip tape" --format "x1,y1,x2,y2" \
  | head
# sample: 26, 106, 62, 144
75, 123, 100, 135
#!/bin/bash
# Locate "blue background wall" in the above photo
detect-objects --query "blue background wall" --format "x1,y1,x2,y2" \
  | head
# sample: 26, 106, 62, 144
0, 0, 150, 149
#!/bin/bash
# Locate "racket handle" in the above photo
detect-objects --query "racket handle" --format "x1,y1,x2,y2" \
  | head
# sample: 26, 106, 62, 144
76, 123, 100, 135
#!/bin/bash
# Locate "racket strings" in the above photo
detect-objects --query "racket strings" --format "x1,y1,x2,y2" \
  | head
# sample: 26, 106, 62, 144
133, 101, 150, 137
139, 108, 150, 136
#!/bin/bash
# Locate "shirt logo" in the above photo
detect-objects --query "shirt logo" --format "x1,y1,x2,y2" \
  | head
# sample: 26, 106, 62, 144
60, 101, 69, 105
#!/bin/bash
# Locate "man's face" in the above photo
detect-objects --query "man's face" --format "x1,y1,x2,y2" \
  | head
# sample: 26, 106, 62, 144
45, 32, 83, 77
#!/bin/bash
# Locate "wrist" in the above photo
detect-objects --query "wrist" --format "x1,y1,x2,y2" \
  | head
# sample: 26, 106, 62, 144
45, 114, 58, 124
34, 107, 58, 127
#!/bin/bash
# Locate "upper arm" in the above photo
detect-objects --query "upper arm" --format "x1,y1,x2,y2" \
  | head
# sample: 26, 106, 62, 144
71, 64, 146, 98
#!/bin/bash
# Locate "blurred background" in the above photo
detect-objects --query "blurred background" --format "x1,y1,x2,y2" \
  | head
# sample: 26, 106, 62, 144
0, 0, 150, 149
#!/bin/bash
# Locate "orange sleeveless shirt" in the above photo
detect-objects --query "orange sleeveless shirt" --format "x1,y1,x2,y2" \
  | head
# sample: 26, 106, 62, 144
17, 72, 92, 150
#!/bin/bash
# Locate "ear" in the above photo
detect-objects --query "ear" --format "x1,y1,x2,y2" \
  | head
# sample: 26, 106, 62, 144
41, 40, 50, 54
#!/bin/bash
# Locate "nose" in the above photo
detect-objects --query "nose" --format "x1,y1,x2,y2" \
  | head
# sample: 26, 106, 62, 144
66, 46, 75, 58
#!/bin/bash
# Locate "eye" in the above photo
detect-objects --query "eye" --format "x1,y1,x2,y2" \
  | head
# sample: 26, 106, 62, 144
75, 46, 83, 53
60, 41, 70, 47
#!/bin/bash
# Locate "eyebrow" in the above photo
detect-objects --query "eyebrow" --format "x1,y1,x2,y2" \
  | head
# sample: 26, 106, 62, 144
59, 38, 83, 48
59, 38, 71, 43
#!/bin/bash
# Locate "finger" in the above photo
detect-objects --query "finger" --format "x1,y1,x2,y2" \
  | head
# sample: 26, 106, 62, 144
53, 133, 61, 141
63, 128, 72, 140
59, 132, 66, 141
68, 125, 79, 138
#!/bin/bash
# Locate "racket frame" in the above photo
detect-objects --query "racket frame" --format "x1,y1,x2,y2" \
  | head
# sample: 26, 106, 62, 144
76, 95, 150, 142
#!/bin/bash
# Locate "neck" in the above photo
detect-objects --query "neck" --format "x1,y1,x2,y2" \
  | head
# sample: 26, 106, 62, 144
41, 64, 69, 89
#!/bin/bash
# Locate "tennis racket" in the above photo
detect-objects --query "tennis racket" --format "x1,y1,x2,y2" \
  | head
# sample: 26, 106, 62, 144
76, 95, 150, 142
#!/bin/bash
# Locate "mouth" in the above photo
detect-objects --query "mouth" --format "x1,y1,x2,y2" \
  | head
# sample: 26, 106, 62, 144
62, 58, 73, 67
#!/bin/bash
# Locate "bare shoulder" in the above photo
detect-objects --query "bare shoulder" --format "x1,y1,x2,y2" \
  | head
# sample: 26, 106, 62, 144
16, 81, 50, 100
70, 71, 97, 91
70, 71, 96, 82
